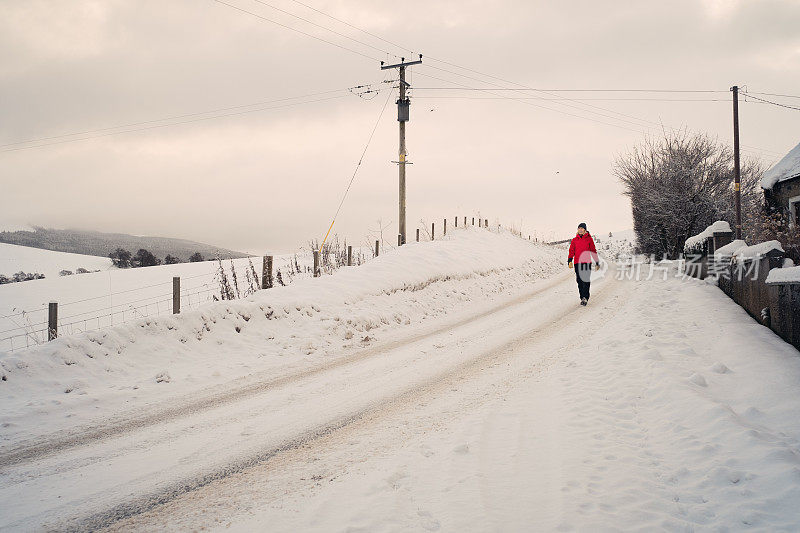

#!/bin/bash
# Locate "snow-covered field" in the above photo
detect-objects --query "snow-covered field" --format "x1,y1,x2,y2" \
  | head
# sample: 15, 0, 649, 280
0, 243, 335, 353
1, 228, 799, 531
0, 242, 113, 280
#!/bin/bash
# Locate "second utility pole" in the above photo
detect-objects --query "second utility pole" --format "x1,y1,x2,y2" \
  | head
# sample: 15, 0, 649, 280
382, 55, 422, 245
731, 85, 742, 240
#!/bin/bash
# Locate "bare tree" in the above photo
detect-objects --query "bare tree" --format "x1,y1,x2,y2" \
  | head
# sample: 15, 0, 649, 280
614, 130, 763, 258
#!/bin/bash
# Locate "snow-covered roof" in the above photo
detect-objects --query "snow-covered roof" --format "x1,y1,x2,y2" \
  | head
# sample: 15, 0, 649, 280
733, 240, 784, 261
765, 265, 800, 285
762, 141, 800, 190
684, 221, 732, 252
714, 239, 747, 257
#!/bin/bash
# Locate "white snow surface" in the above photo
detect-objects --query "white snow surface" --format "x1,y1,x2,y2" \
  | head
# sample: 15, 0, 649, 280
1, 229, 800, 532
684, 221, 732, 252
0, 245, 328, 352
714, 239, 747, 257
766, 265, 800, 284
733, 240, 785, 260
0, 242, 113, 279
0, 228, 563, 440
762, 140, 800, 190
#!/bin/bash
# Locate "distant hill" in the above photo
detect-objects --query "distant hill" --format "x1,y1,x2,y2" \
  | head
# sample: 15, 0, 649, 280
0, 227, 248, 262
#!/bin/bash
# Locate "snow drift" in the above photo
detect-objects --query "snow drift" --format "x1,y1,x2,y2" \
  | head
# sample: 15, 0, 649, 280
0, 228, 564, 441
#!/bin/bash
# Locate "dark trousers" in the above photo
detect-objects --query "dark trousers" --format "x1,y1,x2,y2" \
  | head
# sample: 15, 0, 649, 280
575, 263, 592, 300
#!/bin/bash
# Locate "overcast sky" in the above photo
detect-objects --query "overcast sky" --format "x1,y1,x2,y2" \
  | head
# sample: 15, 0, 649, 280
1, 0, 798, 254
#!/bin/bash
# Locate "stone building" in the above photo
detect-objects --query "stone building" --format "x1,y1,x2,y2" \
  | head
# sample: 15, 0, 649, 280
762, 141, 800, 226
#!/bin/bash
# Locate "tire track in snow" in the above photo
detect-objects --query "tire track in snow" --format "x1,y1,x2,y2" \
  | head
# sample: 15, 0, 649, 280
52, 275, 629, 532
0, 272, 574, 468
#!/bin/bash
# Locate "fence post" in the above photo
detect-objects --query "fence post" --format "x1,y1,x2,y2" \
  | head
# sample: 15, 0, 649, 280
313, 250, 320, 277
432, 222, 435, 241
455, 216, 458, 228
444, 218, 447, 236
472, 217, 475, 226
173, 277, 180, 314
262, 255, 274, 288
416, 228, 420, 242
398, 234, 402, 247
48, 302, 58, 341
375, 240, 380, 257
485, 219, 488, 227
464, 216, 467, 227
347, 245, 352, 266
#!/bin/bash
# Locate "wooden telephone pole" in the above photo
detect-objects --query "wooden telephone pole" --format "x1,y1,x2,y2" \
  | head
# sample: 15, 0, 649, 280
381, 55, 422, 245
731, 85, 742, 239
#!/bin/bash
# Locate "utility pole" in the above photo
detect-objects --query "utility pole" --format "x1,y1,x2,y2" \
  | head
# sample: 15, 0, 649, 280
731, 85, 742, 239
382, 55, 422, 245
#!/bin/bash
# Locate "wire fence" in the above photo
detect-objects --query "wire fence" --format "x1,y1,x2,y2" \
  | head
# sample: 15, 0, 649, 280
0, 217, 522, 353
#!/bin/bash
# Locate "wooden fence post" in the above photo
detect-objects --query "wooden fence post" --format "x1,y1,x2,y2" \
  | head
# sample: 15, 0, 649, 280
173, 277, 180, 314
464, 216, 467, 226
48, 302, 58, 341
262, 255, 273, 288
416, 228, 420, 242
455, 216, 458, 228
347, 245, 352, 266
444, 218, 447, 236
313, 250, 320, 277
485, 219, 488, 227
472, 217, 475, 226
375, 240, 380, 257
432, 222, 435, 241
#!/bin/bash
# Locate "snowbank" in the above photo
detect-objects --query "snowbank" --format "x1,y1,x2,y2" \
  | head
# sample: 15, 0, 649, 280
733, 240, 784, 261
714, 239, 747, 257
766, 265, 800, 284
762, 140, 800, 190
0, 228, 565, 441
684, 221, 731, 253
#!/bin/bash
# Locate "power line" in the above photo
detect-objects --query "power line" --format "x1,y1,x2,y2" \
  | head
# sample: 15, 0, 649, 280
0, 92, 372, 153
210, 0, 381, 62
413, 87, 728, 93
318, 88, 395, 253
413, 95, 732, 102
415, 68, 649, 134
412, 65, 644, 134
416, 60, 785, 159
0, 88, 359, 149
287, 0, 415, 56
216, 0, 788, 158
246, 0, 399, 58
742, 92, 800, 112
747, 91, 800, 99
414, 71, 782, 158
419, 64, 662, 132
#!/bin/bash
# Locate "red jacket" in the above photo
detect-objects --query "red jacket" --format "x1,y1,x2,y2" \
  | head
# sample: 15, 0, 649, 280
568, 232, 599, 264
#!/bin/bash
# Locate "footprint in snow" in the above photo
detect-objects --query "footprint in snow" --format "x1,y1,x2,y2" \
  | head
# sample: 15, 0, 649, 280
418, 510, 441, 531
711, 362, 731, 374
689, 373, 707, 387
453, 444, 470, 455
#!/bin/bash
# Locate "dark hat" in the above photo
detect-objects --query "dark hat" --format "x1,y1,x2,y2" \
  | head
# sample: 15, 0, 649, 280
578, 222, 587, 230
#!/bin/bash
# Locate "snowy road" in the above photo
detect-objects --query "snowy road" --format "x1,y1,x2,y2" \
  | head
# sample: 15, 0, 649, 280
2, 256, 800, 531
1, 267, 626, 530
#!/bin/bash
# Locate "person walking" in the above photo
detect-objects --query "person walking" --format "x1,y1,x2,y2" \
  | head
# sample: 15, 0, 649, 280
567, 222, 600, 306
